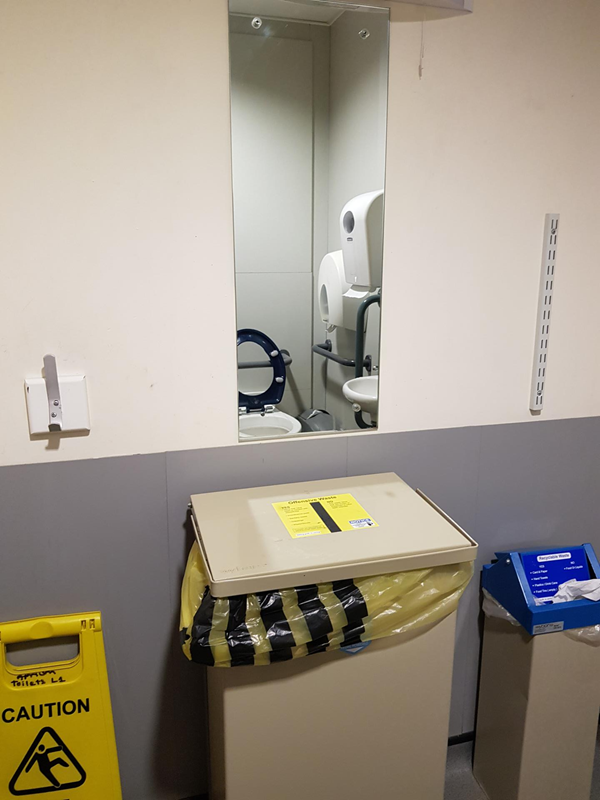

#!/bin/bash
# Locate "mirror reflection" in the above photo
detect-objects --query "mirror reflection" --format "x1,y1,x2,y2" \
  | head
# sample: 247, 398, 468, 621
230, 0, 389, 440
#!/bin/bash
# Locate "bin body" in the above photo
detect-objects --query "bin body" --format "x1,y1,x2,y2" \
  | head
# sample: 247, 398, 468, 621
208, 613, 457, 800
188, 473, 477, 800
474, 616, 600, 800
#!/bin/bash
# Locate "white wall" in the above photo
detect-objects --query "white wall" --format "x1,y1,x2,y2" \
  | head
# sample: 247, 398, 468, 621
378, 0, 600, 434
1, 0, 599, 467
0, 0, 239, 466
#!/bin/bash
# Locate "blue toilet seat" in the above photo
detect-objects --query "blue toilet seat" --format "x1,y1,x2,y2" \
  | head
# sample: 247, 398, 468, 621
238, 329, 287, 412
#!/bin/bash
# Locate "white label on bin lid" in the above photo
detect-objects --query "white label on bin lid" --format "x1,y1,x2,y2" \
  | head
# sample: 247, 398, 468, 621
533, 621, 564, 634
537, 552, 571, 563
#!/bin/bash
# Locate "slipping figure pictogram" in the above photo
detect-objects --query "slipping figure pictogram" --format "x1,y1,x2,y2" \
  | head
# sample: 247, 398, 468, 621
25, 743, 69, 788
9, 727, 86, 796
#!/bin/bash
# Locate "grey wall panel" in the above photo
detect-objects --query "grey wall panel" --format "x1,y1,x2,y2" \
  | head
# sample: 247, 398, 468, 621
0, 454, 172, 800
347, 425, 483, 737
1, 418, 599, 799
475, 417, 599, 557
460, 416, 600, 731
163, 436, 349, 797
347, 426, 482, 532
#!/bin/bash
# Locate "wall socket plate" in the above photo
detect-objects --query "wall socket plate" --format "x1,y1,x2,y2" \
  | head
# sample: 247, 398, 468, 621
25, 376, 90, 435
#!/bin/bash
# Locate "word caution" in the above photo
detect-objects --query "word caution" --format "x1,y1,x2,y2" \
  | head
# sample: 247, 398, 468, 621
2, 699, 90, 725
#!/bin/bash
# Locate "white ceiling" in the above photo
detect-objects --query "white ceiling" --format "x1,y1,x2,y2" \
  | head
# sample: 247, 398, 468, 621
229, 0, 346, 25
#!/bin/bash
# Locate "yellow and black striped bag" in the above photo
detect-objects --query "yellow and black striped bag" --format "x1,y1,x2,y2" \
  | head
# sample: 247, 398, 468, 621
180, 541, 473, 668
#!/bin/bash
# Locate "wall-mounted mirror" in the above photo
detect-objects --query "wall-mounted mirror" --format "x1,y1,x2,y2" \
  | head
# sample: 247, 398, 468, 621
230, 0, 389, 441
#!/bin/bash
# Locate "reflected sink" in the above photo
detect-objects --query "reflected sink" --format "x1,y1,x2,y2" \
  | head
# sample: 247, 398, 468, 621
342, 376, 379, 416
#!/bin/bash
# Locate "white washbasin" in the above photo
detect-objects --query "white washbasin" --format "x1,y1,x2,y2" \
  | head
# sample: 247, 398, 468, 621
342, 376, 379, 416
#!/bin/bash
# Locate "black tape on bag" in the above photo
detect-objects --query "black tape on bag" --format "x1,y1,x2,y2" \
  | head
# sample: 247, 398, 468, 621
225, 596, 256, 667
332, 579, 369, 647
256, 590, 295, 663
296, 584, 333, 653
306, 635, 330, 656
189, 586, 217, 667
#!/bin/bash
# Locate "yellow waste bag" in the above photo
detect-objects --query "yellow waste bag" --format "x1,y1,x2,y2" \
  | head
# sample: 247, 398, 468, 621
0, 612, 122, 799
180, 541, 473, 667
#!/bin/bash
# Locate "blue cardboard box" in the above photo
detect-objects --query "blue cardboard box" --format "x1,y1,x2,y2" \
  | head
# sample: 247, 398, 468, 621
482, 544, 600, 634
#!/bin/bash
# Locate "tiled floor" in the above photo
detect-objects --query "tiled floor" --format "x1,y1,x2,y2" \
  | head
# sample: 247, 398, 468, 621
445, 733, 600, 799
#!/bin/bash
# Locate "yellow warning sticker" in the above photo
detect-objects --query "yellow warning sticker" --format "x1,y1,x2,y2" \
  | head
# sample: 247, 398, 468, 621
273, 494, 378, 539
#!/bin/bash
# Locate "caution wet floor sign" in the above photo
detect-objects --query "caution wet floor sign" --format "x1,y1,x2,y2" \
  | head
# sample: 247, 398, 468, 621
0, 613, 121, 799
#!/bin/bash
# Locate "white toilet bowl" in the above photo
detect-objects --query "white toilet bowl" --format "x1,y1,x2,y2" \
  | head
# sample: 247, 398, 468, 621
237, 328, 302, 441
239, 410, 302, 440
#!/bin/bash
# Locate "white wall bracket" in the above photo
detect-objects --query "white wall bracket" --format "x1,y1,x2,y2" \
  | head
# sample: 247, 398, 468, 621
25, 357, 90, 436
530, 214, 560, 413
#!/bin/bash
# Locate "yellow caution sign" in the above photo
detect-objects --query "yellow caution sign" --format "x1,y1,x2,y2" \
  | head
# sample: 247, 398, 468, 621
0, 612, 122, 799
273, 493, 378, 539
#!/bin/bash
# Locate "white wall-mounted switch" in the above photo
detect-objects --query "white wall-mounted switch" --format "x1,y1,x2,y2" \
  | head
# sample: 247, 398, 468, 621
25, 374, 90, 435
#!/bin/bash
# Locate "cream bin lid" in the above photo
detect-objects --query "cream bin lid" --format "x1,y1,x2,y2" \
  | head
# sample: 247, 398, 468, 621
190, 473, 477, 597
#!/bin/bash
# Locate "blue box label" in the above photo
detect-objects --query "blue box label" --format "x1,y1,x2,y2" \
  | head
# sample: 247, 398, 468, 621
521, 548, 591, 602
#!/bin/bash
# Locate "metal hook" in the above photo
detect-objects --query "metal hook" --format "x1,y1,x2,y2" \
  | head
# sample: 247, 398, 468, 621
43, 354, 63, 432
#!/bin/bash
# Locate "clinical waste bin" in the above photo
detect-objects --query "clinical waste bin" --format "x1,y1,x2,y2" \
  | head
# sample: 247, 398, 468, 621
474, 545, 600, 800
182, 473, 478, 800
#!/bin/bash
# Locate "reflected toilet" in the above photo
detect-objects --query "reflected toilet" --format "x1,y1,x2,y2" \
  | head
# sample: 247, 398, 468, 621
238, 328, 301, 440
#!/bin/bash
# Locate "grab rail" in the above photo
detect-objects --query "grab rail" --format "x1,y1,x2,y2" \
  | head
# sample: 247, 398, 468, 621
312, 292, 382, 430
237, 349, 292, 370
354, 294, 381, 379
311, 340, 372, 372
